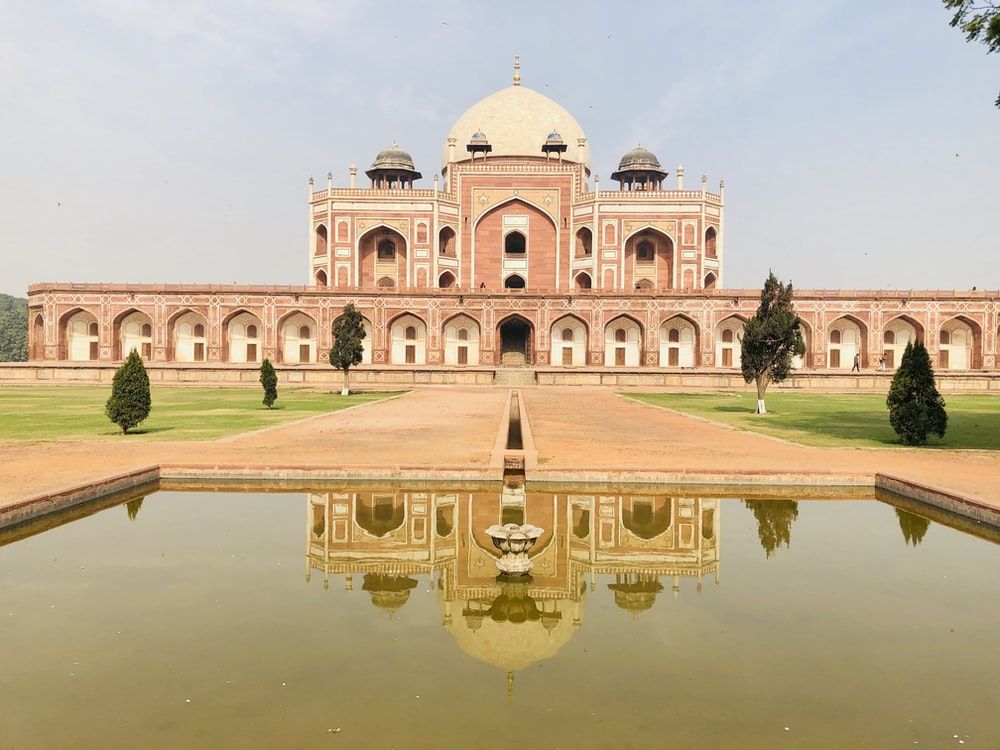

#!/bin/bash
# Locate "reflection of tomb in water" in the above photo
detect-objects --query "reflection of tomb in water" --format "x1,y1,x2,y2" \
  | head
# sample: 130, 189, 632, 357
305, 490, 721, 693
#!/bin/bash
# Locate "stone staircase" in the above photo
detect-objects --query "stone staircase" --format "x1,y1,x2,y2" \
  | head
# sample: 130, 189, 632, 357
493, 368, 536, 386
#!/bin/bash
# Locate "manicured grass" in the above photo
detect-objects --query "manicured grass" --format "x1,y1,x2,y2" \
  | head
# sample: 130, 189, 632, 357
0, 386, 399, 442
624, 391, 1000, 449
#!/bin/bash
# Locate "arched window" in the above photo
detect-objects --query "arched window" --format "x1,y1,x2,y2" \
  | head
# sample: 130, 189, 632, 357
636, 279, 654, 290
704, 273, 717, 289
705, 226, 717, 258
575, 227, 592, 257
315, 269, 328, 287
247, 324, 258, 338
88, 322, 98, 337
378, 277, 395, 289
575, 272, 592, 290
722, 329, 734, 343
615, 328, 626, 343
438, 271, 456, 288
439, 226, 456, 256
457, 328, 468, 341
141, 323, 152, 338
377, 239, 395, 260
940, 330, 950, 345
668, 328, 679, 343
504, 231, 526, 255
562, 327, 575, 342
315, 224, 328, 255
883, 330, 895, 345
405, 325, 416, 340
299, 325, 310, 339
830, 329, 842, 344
636, 240, 654, 262
504, 274, 526, 289
194, 323, 205, 338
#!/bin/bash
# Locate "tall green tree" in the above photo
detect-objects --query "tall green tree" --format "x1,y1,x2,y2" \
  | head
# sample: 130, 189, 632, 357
944, 0, 1000, 107
744, 499, 799, 558
740, 272, 805, 414
260, 358, 278, 408
105, 350, 152, 434
886, 340, 948, 445
329, 303, 366, 396
0, 294, 28, 362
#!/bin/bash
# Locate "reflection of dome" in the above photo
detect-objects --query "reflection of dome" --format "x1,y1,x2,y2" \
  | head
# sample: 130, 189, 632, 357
362, 574, 418, 614
445, 85, 589, 168
440, 582, 583, 673
608, 578, 664, 616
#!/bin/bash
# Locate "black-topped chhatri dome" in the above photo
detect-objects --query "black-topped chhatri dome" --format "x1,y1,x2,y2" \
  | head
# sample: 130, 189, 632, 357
611, 144, 668, 190
366, 142, 422, 187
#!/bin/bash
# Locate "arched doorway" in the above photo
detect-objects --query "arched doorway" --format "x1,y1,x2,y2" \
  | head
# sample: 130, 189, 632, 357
504, 274, 526, 289
498, 316, 533, 366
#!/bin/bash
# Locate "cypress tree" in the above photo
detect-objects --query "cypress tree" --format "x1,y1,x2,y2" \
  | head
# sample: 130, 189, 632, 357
105, 349, 152, 434
329, 303, 366, 396
743, 499, 799, 558
740, 271, 806, 413
260, 358, 278, 408
886, 340, 947, 445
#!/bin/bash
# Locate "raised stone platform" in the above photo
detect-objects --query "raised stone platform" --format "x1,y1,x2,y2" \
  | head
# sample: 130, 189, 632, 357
2, 361, 1000, 392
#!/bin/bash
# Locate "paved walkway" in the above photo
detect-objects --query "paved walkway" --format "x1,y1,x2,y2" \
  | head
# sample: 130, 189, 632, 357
1, 386, 998, 514
0, 388, 508, 505
521, 388, 1000, 505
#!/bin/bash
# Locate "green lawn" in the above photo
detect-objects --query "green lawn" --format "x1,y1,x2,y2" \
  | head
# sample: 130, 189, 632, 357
624, 391, 1000, 449
0, 386, 399, 442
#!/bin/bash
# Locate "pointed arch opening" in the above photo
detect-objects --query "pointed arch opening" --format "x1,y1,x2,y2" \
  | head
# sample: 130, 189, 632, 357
358, 225, 407, 289
438, 271, 456, 289
497, 314, 534, 366
389, 313, 427, 365
278, 311, 317, 364
939, 315, 981, 370
659, 315, 698, 367
504, 274, 526, 290
881, 315, 922, 370
443, 313, 481, 366
574, 271, 592, 290
314, 224, 328, 256
170, 309, 209, 363
314, 268, 328, 288
705, 226, 717, 258
31, 312, 45, 360
827, 315, 868, 370
704, 272, 718, 289
114, 309, 153, 361
224, 309, 263, 363
61, 308, 99, 361
551, 314, 588, 367
439, 226, 456, 257
575, 226, 593, 258
715, 316, 746, 369
625, 228, 674, 290
604, 315, 643, 366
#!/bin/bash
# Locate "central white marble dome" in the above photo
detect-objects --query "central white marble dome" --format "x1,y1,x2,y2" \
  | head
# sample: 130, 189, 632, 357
444, 85, 590, 169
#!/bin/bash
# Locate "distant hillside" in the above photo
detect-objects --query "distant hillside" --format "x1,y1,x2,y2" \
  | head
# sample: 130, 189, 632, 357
0, 294, 28, 362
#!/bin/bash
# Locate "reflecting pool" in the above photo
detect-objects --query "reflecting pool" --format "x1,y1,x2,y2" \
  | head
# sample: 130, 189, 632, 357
1, 488, 997, 749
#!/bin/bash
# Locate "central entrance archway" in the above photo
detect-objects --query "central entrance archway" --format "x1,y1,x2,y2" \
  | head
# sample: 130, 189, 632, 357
498, 316, 533, 366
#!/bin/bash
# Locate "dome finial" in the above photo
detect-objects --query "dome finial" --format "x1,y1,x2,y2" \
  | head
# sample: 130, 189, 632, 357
513, 54, 521, 86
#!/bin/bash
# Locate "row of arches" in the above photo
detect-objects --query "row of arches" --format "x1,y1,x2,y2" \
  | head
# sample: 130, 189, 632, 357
314, 216, 722, 291
50, 308, 986, 370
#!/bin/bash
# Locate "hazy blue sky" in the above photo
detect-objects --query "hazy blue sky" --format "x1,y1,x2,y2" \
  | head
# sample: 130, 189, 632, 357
1, 0, 997, 296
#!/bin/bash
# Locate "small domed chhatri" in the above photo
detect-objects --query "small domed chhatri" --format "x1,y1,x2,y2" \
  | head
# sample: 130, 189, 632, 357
611, 144, 668, 190
466, 130, 492, 161
366, 142, 422, 188
541, 130, 567, 161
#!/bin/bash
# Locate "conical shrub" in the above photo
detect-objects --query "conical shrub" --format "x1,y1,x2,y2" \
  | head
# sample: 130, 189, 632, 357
886, 340, 947, 445
106, 349, 152, 434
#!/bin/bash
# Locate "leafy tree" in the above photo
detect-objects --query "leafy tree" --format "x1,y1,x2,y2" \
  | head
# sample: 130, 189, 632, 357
105, 350, 152, 434
740, 272, 805, 414
944, 0, 1000, 107
125, 497, 144, 521
886, 341, 948, 445
260, 358, 278, 408
329, 303, 366, 396
744, 499, 799, 558
0, 294, 28, 362
895, 508, 931, 546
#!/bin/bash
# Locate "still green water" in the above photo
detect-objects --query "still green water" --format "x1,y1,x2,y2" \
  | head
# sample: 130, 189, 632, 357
0, 489, 997, 749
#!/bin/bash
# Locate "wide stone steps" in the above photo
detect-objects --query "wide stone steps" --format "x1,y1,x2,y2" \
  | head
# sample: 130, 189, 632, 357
493, 368, 536, 386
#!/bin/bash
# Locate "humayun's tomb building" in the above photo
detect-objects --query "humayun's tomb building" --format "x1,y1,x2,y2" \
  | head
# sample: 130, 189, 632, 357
18, 61, 1000, 388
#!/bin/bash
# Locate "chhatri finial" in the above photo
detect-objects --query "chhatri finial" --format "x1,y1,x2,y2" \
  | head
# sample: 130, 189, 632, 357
513, 55, 521, 86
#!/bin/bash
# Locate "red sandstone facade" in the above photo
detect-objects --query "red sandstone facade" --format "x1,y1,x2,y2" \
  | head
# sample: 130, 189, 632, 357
24, 67, 1000, 375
